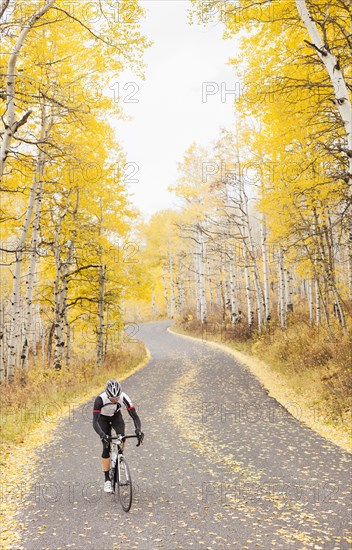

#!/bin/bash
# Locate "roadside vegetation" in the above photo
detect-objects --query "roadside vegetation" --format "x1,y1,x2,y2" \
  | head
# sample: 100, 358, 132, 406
0, 341, 147, 450
172, 314, 352, 453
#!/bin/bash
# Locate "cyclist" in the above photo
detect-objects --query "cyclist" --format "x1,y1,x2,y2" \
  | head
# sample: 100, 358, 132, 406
93, 379, 144, 493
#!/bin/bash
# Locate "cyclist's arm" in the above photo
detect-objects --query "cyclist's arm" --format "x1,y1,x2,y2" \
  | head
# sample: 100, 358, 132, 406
122, 393, 141, 431
92, 396, 106, 438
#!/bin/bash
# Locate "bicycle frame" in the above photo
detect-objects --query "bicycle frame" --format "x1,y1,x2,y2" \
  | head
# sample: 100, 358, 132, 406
109, 434, 139, 512
110, 434, 139, 464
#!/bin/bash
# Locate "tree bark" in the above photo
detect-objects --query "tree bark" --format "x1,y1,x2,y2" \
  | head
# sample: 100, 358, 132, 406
7, 178, 39, 376
295, 0, 352, 189
348, 233, 352, 302
228, 247, 238, 325
261, 215, 271, 322
23, 104, 50, 369
0, 0, 56, 178
97, 263, 106, 367
0, 0, 10, 21
52, 200, 71, 370
168, 252, 176, 318
277, 247, 287, 328
198, 225, 207, 324
308, 278, 314, 326
0, 301, 6, 382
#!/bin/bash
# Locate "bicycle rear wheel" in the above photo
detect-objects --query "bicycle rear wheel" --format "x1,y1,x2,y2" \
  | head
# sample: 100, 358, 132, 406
116, 455, 132, 512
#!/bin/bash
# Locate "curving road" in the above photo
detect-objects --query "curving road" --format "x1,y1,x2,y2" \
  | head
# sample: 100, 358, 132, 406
18, 321, 351, 549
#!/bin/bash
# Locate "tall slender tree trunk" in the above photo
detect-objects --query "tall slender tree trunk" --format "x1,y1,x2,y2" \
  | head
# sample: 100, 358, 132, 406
0, 0, 11, 21
315, 277, 321, 327
239, 186, 254, 329
8, 180, 39, 377
207, 257, 214, 312
243, 243, 253, 329
261, 215, 271, 322
348, 233, 352, 302
295, 0, 352, 191
97, 263, 106, 367
284, 267, 294, 313
168, 252, 176, 318
0, 301, 6, 382
52, 200, 71, 370
228, 248, 238, 325
193, 232, 201, 321
0, 0, 56, 178
197, 225, 207, 324
308, 278, 314, 326
23, 104, 50, 369
277, 247, 287, 328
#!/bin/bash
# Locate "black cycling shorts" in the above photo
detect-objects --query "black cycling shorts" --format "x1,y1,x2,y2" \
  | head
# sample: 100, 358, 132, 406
99, 411, 125, 458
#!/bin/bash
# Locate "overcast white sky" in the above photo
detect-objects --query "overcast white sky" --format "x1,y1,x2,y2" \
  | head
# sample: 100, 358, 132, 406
114, 0, 238, 220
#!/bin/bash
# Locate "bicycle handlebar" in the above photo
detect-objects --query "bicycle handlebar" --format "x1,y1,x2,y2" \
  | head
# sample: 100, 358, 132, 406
110, 434, 143, 447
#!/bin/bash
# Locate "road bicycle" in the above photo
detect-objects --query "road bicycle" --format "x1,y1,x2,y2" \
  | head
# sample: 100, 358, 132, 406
109, 434, 142, 512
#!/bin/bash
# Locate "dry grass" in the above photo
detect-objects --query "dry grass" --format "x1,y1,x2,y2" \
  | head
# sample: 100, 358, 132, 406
0, 341, 147, 449
174, 312, 352, 452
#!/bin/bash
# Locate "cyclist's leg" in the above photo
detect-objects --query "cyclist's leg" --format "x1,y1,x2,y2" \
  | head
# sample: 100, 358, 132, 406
99, 415, 112, 475
112, 411, 125, 452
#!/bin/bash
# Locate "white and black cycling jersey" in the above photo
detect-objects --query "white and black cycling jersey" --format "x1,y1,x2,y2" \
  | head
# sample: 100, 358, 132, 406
93, 391, 134, 417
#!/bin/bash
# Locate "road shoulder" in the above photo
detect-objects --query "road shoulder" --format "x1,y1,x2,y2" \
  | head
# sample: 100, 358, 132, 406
168, 326, 351, 454
0, 349, 151, 550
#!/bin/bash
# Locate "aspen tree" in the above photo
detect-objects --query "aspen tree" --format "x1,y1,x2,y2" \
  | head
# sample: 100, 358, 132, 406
0, 0, 56, 179
260, 214, 271, 322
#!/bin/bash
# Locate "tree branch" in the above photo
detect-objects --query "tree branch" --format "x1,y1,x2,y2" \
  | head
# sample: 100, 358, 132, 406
52, 6, 124, 54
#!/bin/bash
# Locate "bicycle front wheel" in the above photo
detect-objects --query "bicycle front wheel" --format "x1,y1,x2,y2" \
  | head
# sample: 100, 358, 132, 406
110, 462, 117, 494
116, 455, 132, 512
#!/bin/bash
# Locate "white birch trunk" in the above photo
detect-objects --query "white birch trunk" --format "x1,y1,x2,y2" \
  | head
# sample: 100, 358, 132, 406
168, 252, 176, 318
0, 0, 10, 21
244, 207, 264, 330
243, 243, 253, 329
0, 301, 6, 382
239, 182, 254, 329
64, 308, 71, 365
104, 307, 109, 357
284, 267, 294, 313
348, 234, 352, 301
52, 202, 70, 370
228, 248, 238, 325
260, 215, 271, 322
295, 0, 352, 189
315, 277, 321, 326
0, 0, 56, 178
198, 225, 207, 324
53, 255, 63, 369
97, 263, 106, 367
7, 179, 39, 376
23, 105, 49, 369
308, 278, 314, 326
224, 275, 230, 315
277, 247, 287, 328
193, 233, 201, 321
207, 257, 214, 312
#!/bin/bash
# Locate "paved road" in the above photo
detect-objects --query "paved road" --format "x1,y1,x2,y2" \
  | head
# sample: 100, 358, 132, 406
18, 321, 351, 549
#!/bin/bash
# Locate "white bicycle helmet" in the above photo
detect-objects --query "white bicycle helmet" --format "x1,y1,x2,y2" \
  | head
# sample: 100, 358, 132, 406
106, 379, 121, 398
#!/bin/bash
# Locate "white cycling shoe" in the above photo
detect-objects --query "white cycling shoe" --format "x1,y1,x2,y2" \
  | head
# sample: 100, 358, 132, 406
104, 480, 113, 493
